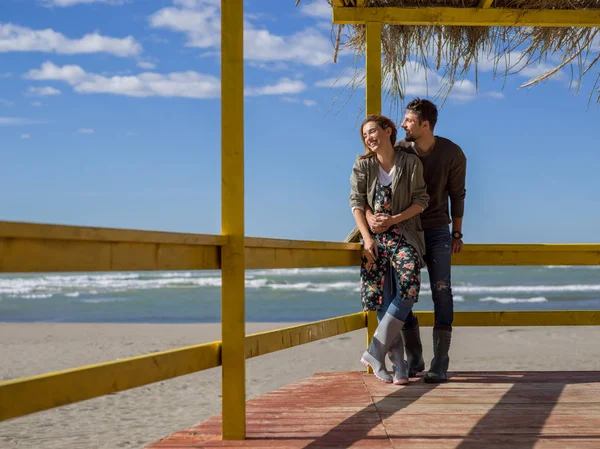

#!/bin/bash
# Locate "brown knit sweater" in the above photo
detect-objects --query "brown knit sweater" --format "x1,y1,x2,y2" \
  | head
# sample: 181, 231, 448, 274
395, 136, 466, 230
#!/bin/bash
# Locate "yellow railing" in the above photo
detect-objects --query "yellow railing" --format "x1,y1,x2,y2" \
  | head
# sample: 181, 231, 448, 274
1, 220, 600, 424
2, 221, 600, 272
0, 312, 367, 422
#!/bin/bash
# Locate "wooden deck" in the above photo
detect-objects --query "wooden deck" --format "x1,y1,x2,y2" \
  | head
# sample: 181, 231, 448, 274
146, 371, 600, 448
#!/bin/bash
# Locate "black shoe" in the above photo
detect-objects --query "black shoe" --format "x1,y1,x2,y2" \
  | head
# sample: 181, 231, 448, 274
424, 328, 451, 384
402, 317, 425, 377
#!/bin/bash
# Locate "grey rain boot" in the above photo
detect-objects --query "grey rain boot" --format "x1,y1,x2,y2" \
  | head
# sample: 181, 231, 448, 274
388, 333, 409, 385
424, 328, 452, 383
402, 317, 425, 377
361, 312, 405, 383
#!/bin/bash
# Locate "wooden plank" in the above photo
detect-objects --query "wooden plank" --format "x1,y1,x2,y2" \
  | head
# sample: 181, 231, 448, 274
146, 371, 600, 448
245, 312, 366, 359
332, 6, 600, 28
0, 237, 221, 272
366, 21, 382, 115
0, 220, 226, 245
2, 221, 600, 272
220, 0, 246, 440
245, 246, 359, 269
0, 341, 221, 422
414, 311, 600, 326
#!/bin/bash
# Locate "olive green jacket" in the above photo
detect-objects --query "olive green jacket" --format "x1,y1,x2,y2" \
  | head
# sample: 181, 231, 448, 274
346, 150, 429, 267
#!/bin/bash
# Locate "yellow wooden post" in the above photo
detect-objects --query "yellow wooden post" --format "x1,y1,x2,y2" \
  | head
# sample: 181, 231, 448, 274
365, 21, 382, 115
221, 0, 245, 440
366, 310, 377, 345
365, 21, 381, 372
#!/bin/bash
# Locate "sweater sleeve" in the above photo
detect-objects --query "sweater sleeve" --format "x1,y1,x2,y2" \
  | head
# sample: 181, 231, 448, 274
410, 157, 429, 211
349, 159, 368, 210
448, 147, 467, 218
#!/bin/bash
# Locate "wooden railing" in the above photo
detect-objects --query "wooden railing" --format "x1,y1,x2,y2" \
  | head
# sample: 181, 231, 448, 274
1, 220, 600, 424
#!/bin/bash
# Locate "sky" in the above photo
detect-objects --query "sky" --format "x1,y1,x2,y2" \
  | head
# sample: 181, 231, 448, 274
1, 0, 599, 244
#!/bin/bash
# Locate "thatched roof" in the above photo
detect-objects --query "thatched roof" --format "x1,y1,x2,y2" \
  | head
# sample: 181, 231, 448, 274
299, 1, 600, 110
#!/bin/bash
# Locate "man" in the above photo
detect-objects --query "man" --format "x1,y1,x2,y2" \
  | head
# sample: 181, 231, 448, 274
367, 98, 466, 383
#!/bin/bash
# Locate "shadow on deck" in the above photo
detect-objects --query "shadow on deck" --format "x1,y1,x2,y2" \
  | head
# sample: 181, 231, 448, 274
146, 371, 600, 448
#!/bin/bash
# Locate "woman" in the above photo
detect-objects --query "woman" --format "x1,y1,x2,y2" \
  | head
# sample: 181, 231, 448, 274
349, 114, 429, 385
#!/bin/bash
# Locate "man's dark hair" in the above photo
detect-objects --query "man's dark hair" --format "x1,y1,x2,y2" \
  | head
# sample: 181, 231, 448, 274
406, 98, 438, 131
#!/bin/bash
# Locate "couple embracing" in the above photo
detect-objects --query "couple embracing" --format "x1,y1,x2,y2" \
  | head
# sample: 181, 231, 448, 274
348, 98, 467, 385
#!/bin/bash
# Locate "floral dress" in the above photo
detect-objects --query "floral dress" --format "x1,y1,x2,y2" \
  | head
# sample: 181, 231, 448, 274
360, 181, 421, 312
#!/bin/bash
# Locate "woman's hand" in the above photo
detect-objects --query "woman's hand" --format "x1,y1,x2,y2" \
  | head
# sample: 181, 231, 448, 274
368, 213, 396, 233
363, 237, 379, 263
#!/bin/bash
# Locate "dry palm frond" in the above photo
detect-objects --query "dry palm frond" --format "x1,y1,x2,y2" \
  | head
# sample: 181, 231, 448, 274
298, 0, 600, 112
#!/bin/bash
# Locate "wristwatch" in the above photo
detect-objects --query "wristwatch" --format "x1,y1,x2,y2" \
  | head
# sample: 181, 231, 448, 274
452, 231, 463, 240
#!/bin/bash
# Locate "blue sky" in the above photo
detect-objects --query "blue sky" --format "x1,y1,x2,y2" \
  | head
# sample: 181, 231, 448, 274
1, 0, 599, 244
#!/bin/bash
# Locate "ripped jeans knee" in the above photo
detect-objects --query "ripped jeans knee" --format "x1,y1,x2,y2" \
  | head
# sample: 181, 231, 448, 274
432, 280, 453, 328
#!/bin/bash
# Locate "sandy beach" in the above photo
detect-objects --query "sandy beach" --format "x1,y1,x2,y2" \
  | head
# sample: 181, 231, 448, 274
1, 322, 600, 449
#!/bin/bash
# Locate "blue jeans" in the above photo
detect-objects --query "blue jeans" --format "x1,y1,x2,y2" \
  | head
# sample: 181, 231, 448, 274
376, 263, 418, 322
381, 226, 454, 330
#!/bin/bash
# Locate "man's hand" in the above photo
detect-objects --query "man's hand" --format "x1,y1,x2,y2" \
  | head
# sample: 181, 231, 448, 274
363, 237, 379, 263
452, 238, 463, 254
367, 212, 395, 234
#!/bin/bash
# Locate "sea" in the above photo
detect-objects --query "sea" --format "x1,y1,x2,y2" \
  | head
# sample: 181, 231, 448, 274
1, 266, 599, 323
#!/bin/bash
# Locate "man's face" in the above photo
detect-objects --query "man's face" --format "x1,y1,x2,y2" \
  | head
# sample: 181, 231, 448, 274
401, 111, 423, 142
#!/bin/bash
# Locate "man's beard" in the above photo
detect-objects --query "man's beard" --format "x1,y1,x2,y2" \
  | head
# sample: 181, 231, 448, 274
404, 133, 416, 142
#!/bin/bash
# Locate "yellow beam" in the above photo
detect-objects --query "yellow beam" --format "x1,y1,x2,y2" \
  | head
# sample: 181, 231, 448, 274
0, 341, 221, 422
1, 314, 367, 422
454, 244, 600, 266
415, 310, 600, 327
1, 223, 600, 272
245, 237, 359, 269
221, 0, 245, 440
0, 221, 223, 272
245, 312, 366, 358
366, 310, 377, 373
366, 21, 382, 115
4, 309, 600, 422
478, 0, 494, 8
333, 6, 600, 27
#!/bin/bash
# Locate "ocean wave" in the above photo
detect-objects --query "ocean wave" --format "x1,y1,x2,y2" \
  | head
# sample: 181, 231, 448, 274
248, 268, 360, 276
479, 296, 547, 304
2, 270, 600, 298
453, 284, 600, 294
545, 265, 600, 269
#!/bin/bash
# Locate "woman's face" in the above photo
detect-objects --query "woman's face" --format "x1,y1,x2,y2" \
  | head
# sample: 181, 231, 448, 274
362, 121, 390, 153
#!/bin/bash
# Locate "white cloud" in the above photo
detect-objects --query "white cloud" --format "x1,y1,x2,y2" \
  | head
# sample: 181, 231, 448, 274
0, 98, 14, 105
487, 91, 505, 99
149, 1, 333, 66
477, 50, 565, 82
126, 131, 139, 136
43, 0, 125, 6
0, 116, 46, 126
21, 133, 31, 139
0, 72, 12, 78
137, 61, 157, 69
149, 5, 220, 48
78, 128, 95, 134
31, 101, 45, 107
281, 96, 317, 107
27, 86, 61, 96
25, 62, 303, 98
244, 27, 332, 67
245, 78, 306, 96
314, 62, 502, 102
315, 75, 362, 88
299, 1, 331, 20
0, 23, 141, 57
